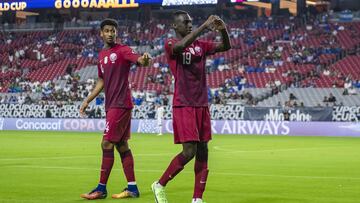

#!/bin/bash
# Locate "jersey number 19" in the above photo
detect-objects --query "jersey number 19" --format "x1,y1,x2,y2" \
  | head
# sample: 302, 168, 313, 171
182, 52, 192, 65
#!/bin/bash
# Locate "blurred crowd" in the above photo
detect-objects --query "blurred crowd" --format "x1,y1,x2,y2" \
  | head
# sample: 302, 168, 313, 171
1, 13, 360, 107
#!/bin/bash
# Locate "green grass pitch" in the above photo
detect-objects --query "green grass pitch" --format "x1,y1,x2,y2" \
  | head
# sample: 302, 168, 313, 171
0, 131, 360, 203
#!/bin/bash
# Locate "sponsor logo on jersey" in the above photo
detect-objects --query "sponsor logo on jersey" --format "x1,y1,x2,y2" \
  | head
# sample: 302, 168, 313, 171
104, 56, 108, 64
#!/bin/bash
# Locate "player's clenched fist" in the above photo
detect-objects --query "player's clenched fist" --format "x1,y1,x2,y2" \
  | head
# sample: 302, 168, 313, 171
204, 15, 218, 29
213, 16, 226, 31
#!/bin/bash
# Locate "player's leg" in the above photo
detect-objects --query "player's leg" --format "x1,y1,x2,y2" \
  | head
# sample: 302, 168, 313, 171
109, 108, 140, 198
112, 141, 140, 198
152, 142, 197, 203
81, 108, 127, 200
80, 140, 115, 200
152, 107, 199, 203
192, 142, 209, 203
192, 107, 212, 203
160, 142, 197, 186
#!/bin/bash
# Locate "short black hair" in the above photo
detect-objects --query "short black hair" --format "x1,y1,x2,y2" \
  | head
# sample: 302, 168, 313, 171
173, 10, 189, 21
100, 18, 118, 30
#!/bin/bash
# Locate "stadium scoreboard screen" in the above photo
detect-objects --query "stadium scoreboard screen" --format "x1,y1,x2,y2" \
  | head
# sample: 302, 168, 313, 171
0, 0, 218, 11
231, 0, 259, 2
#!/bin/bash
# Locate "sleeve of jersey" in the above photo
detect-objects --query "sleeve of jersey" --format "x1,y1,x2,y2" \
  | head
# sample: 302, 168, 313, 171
97, 63, 103, 79
123, 46, 140, 63
202, 41, 218, 56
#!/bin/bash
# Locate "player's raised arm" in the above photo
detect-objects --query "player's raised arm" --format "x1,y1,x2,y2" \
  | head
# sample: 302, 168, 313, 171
213, 17, 231, 53
80, 78, 104, 117
171, 12, 217, 55
137, 52, 152, 67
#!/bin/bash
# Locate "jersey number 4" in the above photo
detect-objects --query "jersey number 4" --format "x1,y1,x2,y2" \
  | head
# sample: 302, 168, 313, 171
182, 52, 192, 65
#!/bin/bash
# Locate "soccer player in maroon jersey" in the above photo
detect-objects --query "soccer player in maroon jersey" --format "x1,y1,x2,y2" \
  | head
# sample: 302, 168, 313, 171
151, 11, 231, 203
79, 18, 151, 200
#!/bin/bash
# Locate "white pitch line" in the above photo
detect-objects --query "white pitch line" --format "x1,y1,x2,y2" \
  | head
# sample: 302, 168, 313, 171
0, 153, 174, 161
3, 165, 360, 181
0, 155, 97, 161
213, 146, 343, 153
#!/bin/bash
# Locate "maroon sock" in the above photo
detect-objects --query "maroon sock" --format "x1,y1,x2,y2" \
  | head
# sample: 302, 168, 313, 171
99, 148, 114, 185
159, 153, 189, 186
120, 150, 135, 182
193, 159, 209, 199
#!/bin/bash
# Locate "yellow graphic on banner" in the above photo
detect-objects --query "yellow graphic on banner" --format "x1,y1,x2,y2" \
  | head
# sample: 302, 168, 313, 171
0, 2, 27, 11
55, 0, 139, 9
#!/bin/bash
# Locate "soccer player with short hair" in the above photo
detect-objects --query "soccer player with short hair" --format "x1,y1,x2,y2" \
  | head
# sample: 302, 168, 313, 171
79, 18, 151, 200
151, 11, 231, 203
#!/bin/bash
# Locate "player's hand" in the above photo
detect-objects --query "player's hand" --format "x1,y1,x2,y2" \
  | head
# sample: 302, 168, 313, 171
204, 15, 218, 30
213, 16, 226, 31
139, 52, 152, 66
80, 101, 89, 117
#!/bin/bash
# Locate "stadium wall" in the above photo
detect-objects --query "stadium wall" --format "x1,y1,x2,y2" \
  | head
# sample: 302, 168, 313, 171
0, 118, 359, 137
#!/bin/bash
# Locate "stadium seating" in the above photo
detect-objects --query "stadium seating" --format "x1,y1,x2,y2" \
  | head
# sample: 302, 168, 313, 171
1, 17, 360, 106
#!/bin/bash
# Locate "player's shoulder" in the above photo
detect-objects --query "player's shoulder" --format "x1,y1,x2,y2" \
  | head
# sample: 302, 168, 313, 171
115, 43, 130, 51
117, 44, 137, 54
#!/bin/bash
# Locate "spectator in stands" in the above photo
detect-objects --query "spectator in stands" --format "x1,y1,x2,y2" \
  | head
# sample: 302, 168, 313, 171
328, 93, 336, 103
348, 87, 358, 95
17, 93, 25, 104
8, 95, 17, 104
323, 68, 330, 76
353, 80, 360, 88
66, 64, 74, 75
300, 102, 305, 108
146, 75, 155, 84
289, 93, 297, 100
24, 94, 32, 104
155, 72, 164, 84
323, 96, 328, 103
344, 77, 352, 89
95, 107, 102, 118
46, 109, 52, 118
133, 95, 144, 106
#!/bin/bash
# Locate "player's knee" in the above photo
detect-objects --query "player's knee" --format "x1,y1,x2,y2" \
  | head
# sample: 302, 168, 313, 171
101, 140, 114, 150
196, 142, 208, 161
198, 143, 208, 154
115, 141, 129, 153
182, 145, 197, 160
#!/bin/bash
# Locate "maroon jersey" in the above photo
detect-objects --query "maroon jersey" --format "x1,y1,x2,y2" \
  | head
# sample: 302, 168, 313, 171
98, 44, 139, 111
165, 38, 217, 107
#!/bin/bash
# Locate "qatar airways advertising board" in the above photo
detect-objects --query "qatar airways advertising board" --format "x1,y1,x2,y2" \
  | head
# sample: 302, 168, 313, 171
0, 118, 359, 137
